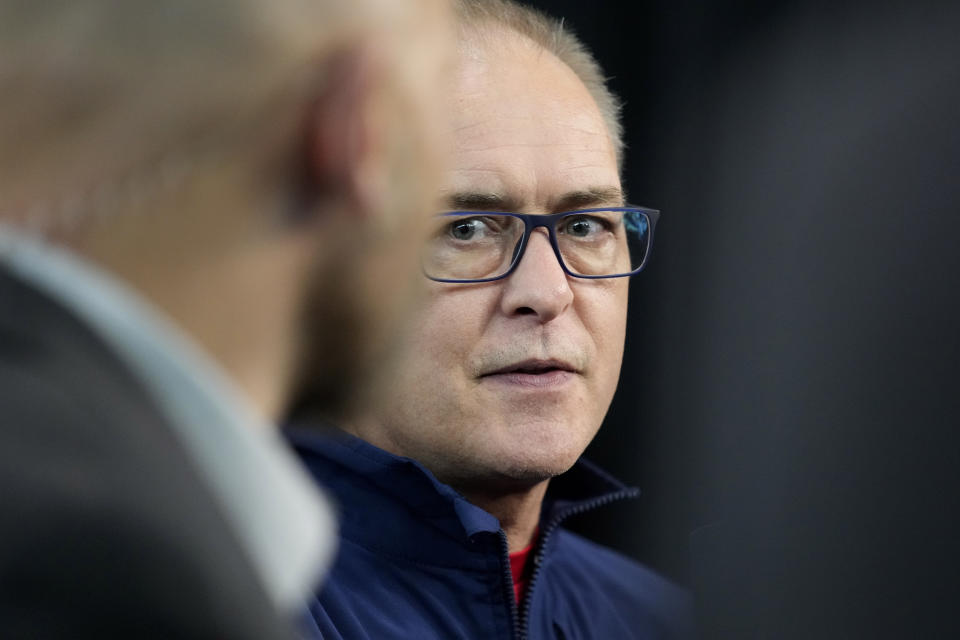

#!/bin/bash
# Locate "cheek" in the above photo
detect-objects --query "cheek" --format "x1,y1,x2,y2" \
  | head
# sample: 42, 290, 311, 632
383, 291, 495, 440
579, 278, 628, 337
580, 282, 629, 389
412, 287, 496, 361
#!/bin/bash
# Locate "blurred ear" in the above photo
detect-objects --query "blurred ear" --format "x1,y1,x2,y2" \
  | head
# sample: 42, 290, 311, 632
305, 43, 387, 224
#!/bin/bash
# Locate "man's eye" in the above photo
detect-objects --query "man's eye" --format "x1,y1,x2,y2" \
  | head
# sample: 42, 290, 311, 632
448, 218, 487, 241
563, 216, 605, 238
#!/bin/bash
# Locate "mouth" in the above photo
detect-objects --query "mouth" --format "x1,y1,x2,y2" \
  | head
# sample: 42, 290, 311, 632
479, 359, 579, 388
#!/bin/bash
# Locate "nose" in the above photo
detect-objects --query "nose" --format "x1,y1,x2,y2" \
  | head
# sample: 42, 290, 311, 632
500, 229, 573, 322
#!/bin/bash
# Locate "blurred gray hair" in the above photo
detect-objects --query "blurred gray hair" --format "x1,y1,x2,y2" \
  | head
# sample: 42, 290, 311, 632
454, 0, 624, 170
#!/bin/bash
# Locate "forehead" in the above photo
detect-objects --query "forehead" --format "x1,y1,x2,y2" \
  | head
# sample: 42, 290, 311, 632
443, 29, 620, 212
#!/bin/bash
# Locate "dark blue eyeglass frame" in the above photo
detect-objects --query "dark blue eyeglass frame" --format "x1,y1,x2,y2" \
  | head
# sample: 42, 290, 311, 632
425, 205, 661, 284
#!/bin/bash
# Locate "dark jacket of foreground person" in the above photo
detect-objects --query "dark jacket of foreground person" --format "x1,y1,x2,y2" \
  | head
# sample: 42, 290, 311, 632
0, 242, 330, 639
289, 429, 694, 640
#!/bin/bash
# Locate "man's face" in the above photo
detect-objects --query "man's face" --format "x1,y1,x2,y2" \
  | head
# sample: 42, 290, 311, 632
353, 29, 628, 491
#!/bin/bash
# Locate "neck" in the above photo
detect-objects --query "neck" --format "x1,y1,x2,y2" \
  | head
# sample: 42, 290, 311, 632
340, 422, 554, 552
462, 481, 550, 553
61, 181, 310, 422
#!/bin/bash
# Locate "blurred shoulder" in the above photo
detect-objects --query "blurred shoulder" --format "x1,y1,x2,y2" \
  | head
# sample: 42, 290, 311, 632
545, 529, 695, 639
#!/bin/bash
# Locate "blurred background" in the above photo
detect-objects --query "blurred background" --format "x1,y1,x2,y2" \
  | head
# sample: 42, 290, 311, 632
526, 0, 960, 636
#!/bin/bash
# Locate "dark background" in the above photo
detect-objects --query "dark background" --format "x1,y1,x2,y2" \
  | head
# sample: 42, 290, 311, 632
525, 1, 960, 636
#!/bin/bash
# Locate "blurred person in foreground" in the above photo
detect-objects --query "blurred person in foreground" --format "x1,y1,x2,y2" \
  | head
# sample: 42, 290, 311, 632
288, 1, 693, 638
0, 0, 450, 637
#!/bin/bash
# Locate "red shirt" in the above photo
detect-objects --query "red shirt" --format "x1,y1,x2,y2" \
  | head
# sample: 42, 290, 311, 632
509, 536, 538, 604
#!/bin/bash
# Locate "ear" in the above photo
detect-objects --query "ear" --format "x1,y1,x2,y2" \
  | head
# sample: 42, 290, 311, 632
303, 43, 387, 224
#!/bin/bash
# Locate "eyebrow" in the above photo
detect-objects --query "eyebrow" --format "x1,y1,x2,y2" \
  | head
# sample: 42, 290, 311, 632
443, 186, 624, 213
553, 187, 625, 211
445, 191, 522, 212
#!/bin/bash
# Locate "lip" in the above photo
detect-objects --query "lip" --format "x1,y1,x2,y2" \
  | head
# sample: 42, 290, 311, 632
479, 358, 579, 389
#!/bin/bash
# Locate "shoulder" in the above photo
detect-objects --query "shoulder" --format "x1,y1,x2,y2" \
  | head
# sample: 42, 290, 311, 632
551, 529, 677, 590
539, 529, 695, 640
0, 300, 286, 639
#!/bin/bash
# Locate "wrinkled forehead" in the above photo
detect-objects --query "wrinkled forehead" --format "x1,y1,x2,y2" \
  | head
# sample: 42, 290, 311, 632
443, 28, 621, 214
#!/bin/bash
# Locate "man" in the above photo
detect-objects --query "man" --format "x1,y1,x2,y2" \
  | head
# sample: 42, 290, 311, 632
290, 1, 693, 638
0, 0, 449, 637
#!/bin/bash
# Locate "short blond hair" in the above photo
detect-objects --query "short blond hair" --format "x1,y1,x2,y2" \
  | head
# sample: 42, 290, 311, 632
454, 0, 624, 170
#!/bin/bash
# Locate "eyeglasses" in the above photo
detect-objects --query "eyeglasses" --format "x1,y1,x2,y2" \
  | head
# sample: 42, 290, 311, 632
422, 206, 660, 283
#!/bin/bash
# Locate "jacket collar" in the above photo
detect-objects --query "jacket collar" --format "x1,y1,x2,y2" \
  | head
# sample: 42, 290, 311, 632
287, 427, 639, 558
540, 456, 641, 528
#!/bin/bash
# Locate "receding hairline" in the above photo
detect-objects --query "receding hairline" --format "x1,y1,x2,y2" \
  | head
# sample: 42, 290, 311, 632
451, 0, 624, 171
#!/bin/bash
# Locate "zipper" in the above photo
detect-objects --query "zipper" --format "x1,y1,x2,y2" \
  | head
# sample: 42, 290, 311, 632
512, 488, 639, 640
498, 530, 521, 639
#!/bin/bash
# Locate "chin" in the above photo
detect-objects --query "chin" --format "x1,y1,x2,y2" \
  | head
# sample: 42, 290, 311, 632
457, 464, 559, 496
490, 445, 585, 486
440, 418, 599, 492
505, 421, 595, 473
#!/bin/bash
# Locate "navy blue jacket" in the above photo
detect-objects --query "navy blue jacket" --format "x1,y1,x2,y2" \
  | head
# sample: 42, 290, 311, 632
289, 429, 694, 640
